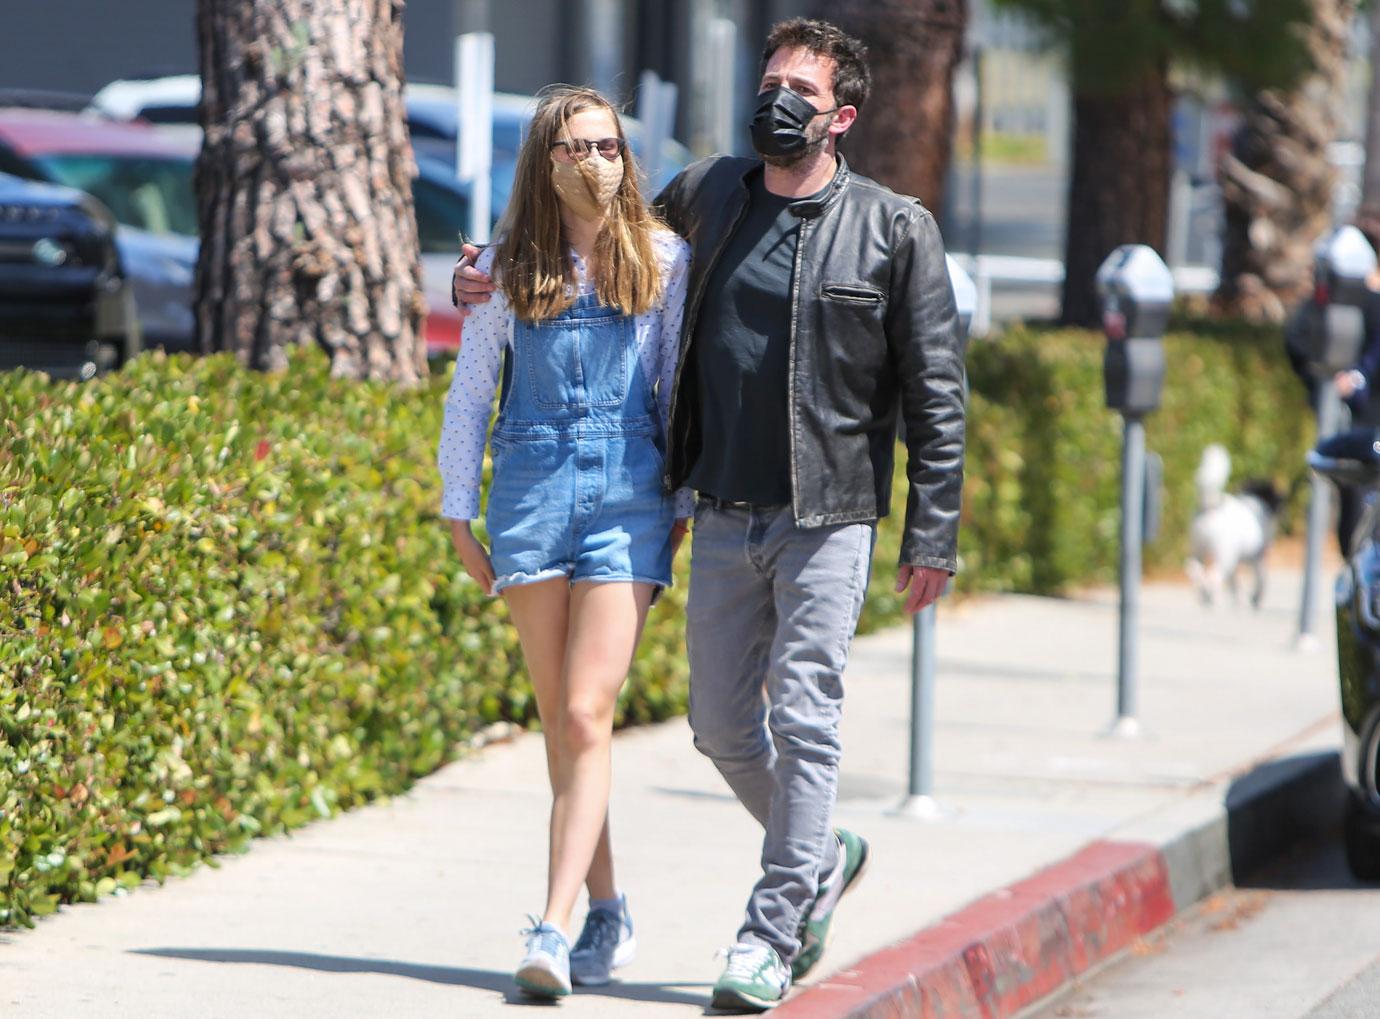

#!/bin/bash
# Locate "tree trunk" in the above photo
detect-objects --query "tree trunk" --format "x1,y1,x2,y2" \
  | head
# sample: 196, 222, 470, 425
1215, 0, 1356, 323
1060, 63, 1173, 327
1356, 0, 1380, 218
195, 0, 426, 383
824, 0, 968, 214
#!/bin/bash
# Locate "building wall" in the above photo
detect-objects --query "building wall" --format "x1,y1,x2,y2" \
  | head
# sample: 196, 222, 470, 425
1, 0, 198, 96
0, 0, 565, 99
0, 0, 813, 153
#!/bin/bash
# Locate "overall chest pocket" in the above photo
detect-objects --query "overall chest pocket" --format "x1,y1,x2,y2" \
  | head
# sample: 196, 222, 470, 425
522, 312, 630, 412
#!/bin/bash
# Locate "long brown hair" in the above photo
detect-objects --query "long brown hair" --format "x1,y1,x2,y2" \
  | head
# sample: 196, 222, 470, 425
495, 86, 665, 321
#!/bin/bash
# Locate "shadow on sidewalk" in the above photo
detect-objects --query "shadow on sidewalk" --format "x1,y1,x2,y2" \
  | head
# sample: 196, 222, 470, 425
131, 947, 711, 1006
1225, 750, 1343, 886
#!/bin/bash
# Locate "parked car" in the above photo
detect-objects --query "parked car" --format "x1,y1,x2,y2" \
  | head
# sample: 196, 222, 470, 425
402, 82, 695, 200
0, 171, 140, 378
90, 75, 695, 210
0, 109, 201, 353
1310, 429, 1380, 880
0, 107, 465, 356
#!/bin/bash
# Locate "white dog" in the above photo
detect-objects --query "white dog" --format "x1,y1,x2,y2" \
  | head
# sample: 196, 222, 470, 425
1185, 444, 1281, 609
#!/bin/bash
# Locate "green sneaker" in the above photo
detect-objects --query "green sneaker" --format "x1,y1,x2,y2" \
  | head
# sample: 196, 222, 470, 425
791, 827, 870, 980
711, 942, 790, 1012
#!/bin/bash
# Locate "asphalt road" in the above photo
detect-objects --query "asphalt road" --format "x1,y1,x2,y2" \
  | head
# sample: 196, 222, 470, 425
1028, 835, 1380, 1019
943, 160, 1224, 330
946, 162, 1066, 262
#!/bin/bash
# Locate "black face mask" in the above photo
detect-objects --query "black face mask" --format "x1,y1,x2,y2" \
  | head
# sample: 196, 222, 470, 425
749, 86, 838, 159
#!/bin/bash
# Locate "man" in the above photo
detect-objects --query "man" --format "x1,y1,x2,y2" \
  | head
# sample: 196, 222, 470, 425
453, 19, 965, 1012
1326, 217, 1380, 556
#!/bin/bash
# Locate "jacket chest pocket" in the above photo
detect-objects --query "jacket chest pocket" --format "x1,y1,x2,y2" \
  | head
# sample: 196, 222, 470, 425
821, 282, 886, 307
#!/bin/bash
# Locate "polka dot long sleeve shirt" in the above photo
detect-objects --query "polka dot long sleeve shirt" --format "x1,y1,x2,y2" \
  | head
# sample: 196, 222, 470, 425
437, 230, 695, 522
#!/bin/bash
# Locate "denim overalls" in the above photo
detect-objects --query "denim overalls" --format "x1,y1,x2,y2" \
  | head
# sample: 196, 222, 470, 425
485, 292, 674, 593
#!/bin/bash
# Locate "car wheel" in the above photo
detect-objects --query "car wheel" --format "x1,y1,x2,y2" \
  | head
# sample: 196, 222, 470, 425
1344, 794, 1380, 882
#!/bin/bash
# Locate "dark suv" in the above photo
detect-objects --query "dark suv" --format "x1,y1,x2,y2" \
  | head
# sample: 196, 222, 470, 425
1311, 429, 1380, 880
0, 172, 139, 379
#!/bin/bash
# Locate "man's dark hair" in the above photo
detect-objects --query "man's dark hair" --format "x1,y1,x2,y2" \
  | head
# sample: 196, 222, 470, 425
761, 18, 871, 111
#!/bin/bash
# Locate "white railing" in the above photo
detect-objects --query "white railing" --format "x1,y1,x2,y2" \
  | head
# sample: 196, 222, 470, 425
949, 253, 1221, 336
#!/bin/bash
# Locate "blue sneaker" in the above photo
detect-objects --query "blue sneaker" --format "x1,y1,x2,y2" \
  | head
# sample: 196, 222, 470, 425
570, 895, 636, 986
515, 916, 572, 998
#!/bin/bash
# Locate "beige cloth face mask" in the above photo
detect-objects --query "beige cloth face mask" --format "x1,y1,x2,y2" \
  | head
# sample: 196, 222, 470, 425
550, 154, 624, 221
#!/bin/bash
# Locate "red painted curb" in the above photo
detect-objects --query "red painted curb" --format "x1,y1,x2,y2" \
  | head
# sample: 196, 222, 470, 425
777, 839, 1176, 1019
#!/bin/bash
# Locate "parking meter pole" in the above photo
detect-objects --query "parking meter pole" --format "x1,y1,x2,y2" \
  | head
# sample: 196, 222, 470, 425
1299, 384, 1343, 646
906, 604, 937, 798
895, 257, 973, 821
897, 600, 944, 819
1115, 416, 1146, 734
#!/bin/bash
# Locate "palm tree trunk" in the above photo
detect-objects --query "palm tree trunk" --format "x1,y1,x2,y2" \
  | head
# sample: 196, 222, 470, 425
1356, 0, 1380, 219
1060, 62, 1173, 328
195, 0, 426, 383
823, 0, 968, 214
1215, 0, 1356, 323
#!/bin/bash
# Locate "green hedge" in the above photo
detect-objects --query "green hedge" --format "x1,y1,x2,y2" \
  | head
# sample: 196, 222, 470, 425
859, 318, 1314, 624
0, 348, 683, 927
0, 319, 1312, 926
951, 319, 1314, 595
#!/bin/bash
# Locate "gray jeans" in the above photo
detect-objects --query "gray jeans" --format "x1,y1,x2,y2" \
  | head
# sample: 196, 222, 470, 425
686, 500, 874, 963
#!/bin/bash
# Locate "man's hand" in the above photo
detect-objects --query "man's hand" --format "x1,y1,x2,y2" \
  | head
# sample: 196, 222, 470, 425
1335, 369, 1365, 399
451, 242, 496, 316
895, 564, 948, 614
449, 519, 497, 595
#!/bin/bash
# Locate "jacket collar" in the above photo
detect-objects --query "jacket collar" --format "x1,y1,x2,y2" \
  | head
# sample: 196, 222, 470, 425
736, 155, 851, 220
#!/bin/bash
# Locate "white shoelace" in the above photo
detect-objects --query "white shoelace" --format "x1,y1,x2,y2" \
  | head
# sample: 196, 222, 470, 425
720, 944, 771, 980
519, 915, 567, 958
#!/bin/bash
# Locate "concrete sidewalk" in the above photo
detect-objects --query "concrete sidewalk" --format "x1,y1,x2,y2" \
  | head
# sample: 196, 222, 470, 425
0, 569, 1343, 1017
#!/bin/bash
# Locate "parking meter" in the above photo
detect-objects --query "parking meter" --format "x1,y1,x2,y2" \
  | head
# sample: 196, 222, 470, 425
946, 254, 976, 341
1298, 226, 1378, 646
1096, 244, 1175, 737
902, 258, 974, 443
1097, 245, 1174, 416
1296, 226, 1377, 378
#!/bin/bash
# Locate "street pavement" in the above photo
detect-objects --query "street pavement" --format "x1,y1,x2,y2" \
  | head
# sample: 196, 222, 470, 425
943, 160, 1224, 331
1030, 838, 1380, 1019
0, 566, 1343, 1017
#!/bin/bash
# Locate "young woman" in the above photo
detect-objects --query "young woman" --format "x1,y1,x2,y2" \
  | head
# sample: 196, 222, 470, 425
436, 86, 691, 998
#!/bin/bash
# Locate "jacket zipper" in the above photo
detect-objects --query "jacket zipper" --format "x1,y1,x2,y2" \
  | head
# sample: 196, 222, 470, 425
787, 217, 809, 522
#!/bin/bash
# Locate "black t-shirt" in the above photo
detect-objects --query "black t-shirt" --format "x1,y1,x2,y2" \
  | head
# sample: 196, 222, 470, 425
686, 173, 827, 505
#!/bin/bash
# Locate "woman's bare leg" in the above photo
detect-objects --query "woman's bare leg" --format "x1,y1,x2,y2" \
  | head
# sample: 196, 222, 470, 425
502, 579, 634, 924
540, 580, 654, 934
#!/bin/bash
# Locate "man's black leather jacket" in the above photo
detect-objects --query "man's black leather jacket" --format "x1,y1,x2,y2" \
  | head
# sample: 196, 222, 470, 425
655, 155, 966, 573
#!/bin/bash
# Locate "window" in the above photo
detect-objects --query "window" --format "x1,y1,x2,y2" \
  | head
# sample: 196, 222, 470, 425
34, 154, 198, 237
413, 173, 472, 253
